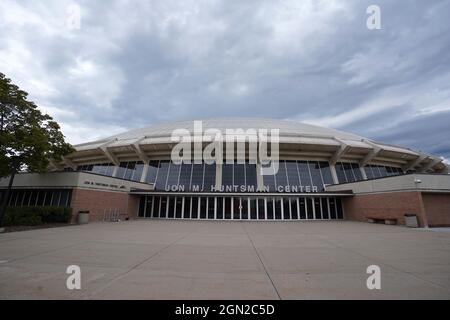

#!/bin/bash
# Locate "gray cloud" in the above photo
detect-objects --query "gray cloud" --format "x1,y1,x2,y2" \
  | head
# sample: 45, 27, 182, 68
0, 0, 449, 159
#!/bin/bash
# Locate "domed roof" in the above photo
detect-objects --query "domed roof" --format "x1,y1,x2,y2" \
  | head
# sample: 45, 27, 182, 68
69, 117, 446, 173
78, 117, 365, 146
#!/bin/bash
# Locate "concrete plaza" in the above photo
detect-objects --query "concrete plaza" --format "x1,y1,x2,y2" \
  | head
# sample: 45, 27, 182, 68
0, 220, 449, 299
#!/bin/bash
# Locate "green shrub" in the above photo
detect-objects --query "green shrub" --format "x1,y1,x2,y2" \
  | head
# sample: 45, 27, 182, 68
3, 206, 72, 226
41, 206, 72, 223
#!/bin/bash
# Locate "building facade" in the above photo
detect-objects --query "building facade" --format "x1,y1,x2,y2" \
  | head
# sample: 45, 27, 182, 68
1, 118, 449, 227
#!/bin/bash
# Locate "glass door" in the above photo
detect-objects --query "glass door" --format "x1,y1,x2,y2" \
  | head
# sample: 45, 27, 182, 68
233, 197, 240, 220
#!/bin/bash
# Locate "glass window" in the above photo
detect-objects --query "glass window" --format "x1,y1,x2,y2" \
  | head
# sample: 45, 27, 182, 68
258, 198, 265, 220
262, 163, 276, 192
291, 198, 299, 219
266, 198, 274, 220
145, 160, 159, 184
11, 190, 20, 206
159, 196, 168, 218
392, 167, 401, 175
153, 196, 160, 218
319, 162, 334, 185
208, 197, 215, 219
233, 198, 240, 219
59, 190, 70, 207
117, 161, 145, 181
283, 198, 290, 219
155, 161, 170, 190
336, 198, 343, 219
299, 198, 306, 219
105, 163, 115, 176
314, 198, 322, 219
175, 197, 183, 218
22, 190, 31, 206
91, 164, 101, 174
139, 196, 146, 217
386, 166, 394, 176
306, 198, 314, 219
321, 198, 330, 219
191, 197, 199, 219
7, 190, 15, 206
200, 197, 207, 219
124, 161, 136, 180
274, 198, 282, 219
298, 161, 312, 187
233, 162, 246, 186
145, 196, 153, 217
29, 190, 38, 206
351, 163, 363, 181
179, 163, 192, 190
36, 191, 46, 206
364, 166, 374, 179
92, 163, 112, 175
372, 165, 382, 178
190, 164, 204, 191
285, 161, 300, 187
183, 197, 191, 219
246, 163, 257, 189
166, 162, 181, 188
43, 190, 52, 206
274, 161, 288, 190
147, 196, 155, 218
343, 162, 356, 183
329, 198, 337, 219
309, 161, 324, 190
131, 161, 144, 181
378, 166, 388, 177
51, 191, 61, 206
167, 197, 175, 218
224, 197, 232, 219
116, 162, 128, 179
216, 197, 223, 219
203, 164, 216, 192
250, 198, 257, 219
222, 163, 234, 187
241, 198, 248, 219
11, 190, 19, 206
335, 163, 347, 183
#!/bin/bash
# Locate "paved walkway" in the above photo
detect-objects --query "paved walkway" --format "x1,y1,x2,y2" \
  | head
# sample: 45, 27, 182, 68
1, 220, 449, 299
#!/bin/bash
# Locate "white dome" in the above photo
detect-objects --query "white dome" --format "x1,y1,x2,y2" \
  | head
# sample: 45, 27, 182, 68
87, 117, 363, 142
68, 117, 446, 173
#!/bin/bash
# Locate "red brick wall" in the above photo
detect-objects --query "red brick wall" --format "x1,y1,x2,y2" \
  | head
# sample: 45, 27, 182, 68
342, 191, 428, 227
421, 193, 450, 227
127, 194, 140, 219
70, 188, 139, 223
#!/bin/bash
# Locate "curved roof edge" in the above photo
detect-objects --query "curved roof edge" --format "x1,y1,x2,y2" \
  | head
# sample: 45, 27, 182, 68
59, 117, 447, 174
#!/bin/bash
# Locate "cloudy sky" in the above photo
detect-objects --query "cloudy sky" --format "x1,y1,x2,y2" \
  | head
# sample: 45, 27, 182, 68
1, 0, 449, 160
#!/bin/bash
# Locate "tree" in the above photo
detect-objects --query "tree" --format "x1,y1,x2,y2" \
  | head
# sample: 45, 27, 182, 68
0, 72, 75, 227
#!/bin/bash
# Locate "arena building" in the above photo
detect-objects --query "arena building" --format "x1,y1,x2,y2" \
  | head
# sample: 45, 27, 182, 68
1, 118, 449, 227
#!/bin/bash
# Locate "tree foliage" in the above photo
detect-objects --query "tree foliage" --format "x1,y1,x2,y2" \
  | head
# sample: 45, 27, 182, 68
0, 72, 75, 177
